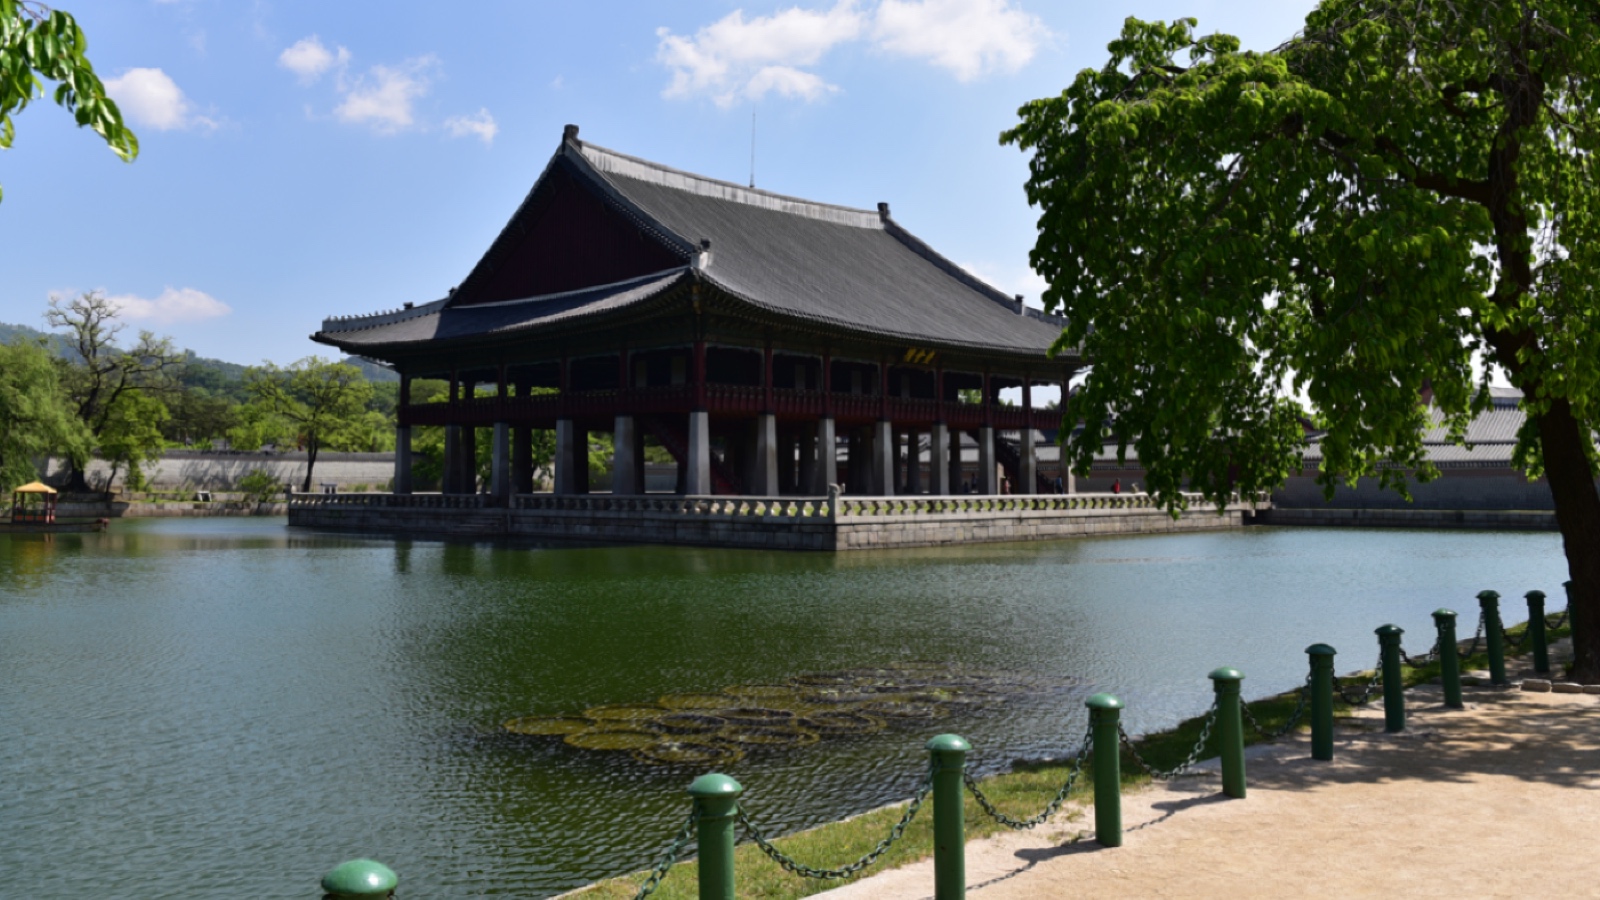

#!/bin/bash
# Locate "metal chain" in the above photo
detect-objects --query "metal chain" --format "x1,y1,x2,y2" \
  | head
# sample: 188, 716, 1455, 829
1462, 614, 1485, 657
965, 723, 1093, 829
1549, 609, 1570, 631
738, 767, 933, 880
1333, 654, 1384, 705
1241, 673, 1312, 739
633, 807, 699, 900
1118, 702, 1217, 780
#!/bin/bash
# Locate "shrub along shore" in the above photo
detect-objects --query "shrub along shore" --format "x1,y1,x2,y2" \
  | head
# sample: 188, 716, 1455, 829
571, 614, 1570, 900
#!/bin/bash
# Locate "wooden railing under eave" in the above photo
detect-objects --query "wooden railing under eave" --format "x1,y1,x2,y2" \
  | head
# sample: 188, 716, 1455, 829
399, 387, 1057, 430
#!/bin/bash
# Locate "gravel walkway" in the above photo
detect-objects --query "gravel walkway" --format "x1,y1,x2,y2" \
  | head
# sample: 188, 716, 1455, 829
820, 670, 1600, 899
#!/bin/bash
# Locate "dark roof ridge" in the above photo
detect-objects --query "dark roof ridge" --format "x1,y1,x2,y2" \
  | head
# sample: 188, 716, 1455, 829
575, 139, 883, 230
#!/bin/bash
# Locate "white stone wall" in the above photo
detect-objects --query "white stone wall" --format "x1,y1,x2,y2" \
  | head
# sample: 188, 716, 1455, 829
47, 451, 396, 491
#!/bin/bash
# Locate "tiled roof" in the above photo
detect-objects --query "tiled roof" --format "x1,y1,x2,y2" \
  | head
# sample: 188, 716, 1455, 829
314, 130, 1072, 357
316, 270, 687, 348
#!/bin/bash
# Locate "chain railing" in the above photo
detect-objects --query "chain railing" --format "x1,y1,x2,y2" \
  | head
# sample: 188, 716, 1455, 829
1118, 702, 1218, 780
965, 724, 1093, 829
633, 808, 699, 900
1241, 674, 1312, 740
1333, 655, 1384, 705
738, 767, 933, 880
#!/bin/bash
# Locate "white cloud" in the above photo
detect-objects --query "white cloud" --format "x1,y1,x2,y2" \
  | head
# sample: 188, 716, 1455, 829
103, 68, 215, 131
333, 56, 437, 134
278, 35, 349, 83
872, 0, 1047, 80
106, 288, 231, 324
444, 108, 498, 145
656, 0, 1050, 104
656, 1, 865, 107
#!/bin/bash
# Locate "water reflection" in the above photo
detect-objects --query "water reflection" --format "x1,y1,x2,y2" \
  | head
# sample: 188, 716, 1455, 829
0, 518, 1569, 897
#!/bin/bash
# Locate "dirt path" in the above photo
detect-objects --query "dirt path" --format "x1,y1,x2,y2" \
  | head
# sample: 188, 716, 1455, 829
819, 681, 1600, 899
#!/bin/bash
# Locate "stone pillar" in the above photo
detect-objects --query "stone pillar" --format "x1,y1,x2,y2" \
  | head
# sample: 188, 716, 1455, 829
753, 413, 779, 496
393, 425, 413, 495
929, 422, 950, 495
686, 410, 711, 494
613, 415, 642, 495
443, 424, 462, 493
906, 429, 922, 494
513, 426, 533, 493
874, 419, 896, 497
1019, 428, 1037, 495
555, 418, 578, 495
814, 417, 836, 493
978, 425, 997, 494
949, 428, 964, 492
491, 421, 511, 501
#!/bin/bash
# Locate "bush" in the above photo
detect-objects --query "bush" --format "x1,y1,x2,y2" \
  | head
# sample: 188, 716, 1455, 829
237, 469, 281, 504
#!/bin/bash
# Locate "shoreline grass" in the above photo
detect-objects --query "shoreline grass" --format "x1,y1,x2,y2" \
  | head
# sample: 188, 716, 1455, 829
572, 614, 1570, 900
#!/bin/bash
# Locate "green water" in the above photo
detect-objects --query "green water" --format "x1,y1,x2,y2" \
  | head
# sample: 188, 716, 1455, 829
0, 519, 1568, 897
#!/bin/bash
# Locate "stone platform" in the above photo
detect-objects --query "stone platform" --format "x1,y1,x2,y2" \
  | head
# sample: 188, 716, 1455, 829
287, 491, 1262, 551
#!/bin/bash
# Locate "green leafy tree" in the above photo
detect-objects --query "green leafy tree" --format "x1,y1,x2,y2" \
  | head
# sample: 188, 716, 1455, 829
95, 388, 168, 491
0, 339, 88, 492
1, 0, 138, 202
245, 357, 373, 491
1005, 3, 1600, 678
46, 291, 183, 489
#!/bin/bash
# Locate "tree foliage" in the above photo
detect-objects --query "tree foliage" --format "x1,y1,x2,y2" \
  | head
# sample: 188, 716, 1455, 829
1005, 1, 1600, 677
0, 339, 87, 492
46, 291, 183, 488
245, 357, 373, 491
0, 0, 137, 203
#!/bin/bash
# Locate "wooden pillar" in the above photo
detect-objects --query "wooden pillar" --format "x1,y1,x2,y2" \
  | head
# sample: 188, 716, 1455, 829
906, 429, 922, 494
930, 422, 950, 495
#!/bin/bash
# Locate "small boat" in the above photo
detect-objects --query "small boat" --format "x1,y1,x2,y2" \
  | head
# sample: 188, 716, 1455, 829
2, 482, 109, 533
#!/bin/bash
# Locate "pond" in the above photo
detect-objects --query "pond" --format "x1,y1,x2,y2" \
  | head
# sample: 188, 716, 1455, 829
0, 519, 1567, 896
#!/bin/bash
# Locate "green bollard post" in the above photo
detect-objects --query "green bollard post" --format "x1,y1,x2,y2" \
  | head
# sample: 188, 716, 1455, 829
1478, 590, 1507, 685
687, 773, 743, 900
1526, 590, 1550, 674
1433, 609, 1463, 710
1209, 667, 1246, 799
1306, 644, 1336, 761
926, 734, 970, 900
321, 860, 398, 899
1375, 624, 1405, 733
1085, 693, 1123, 847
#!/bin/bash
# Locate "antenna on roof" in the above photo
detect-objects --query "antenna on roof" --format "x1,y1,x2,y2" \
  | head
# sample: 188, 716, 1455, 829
749, 110, 756, 188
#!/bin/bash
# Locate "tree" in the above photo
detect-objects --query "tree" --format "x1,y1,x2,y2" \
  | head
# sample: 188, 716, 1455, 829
0, 339, 87, 492
1004, 3, 1600, 678
1, 0, 138, 203
95, 388, 168, 490
246, 357, 373, 492
46, 291, 183, 490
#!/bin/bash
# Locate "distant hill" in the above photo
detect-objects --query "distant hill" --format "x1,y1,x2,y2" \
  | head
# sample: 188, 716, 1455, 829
0, 321, 75, 358
2, 321, 398, 384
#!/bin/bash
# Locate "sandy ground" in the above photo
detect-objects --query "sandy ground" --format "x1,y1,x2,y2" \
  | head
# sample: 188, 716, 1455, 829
820, 664, 1600, 899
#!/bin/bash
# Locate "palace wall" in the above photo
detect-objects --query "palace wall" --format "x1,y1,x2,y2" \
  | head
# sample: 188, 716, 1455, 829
46, 451, 397, 492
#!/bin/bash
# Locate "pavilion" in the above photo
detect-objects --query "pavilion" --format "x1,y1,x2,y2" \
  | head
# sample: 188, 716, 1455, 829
312, 125, 1081, 501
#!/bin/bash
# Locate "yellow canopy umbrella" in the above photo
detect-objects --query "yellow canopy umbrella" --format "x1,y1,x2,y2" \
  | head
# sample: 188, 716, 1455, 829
13, 482, 57, 495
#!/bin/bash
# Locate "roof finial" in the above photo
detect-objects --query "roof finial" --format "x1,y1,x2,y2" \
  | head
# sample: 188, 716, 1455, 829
563, 124, 580, 144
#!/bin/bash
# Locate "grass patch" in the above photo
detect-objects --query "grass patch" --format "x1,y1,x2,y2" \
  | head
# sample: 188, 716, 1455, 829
575, 614, 1569, 900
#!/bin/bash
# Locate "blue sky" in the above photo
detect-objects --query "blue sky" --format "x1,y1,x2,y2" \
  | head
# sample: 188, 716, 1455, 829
1, 0, 1319, 365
